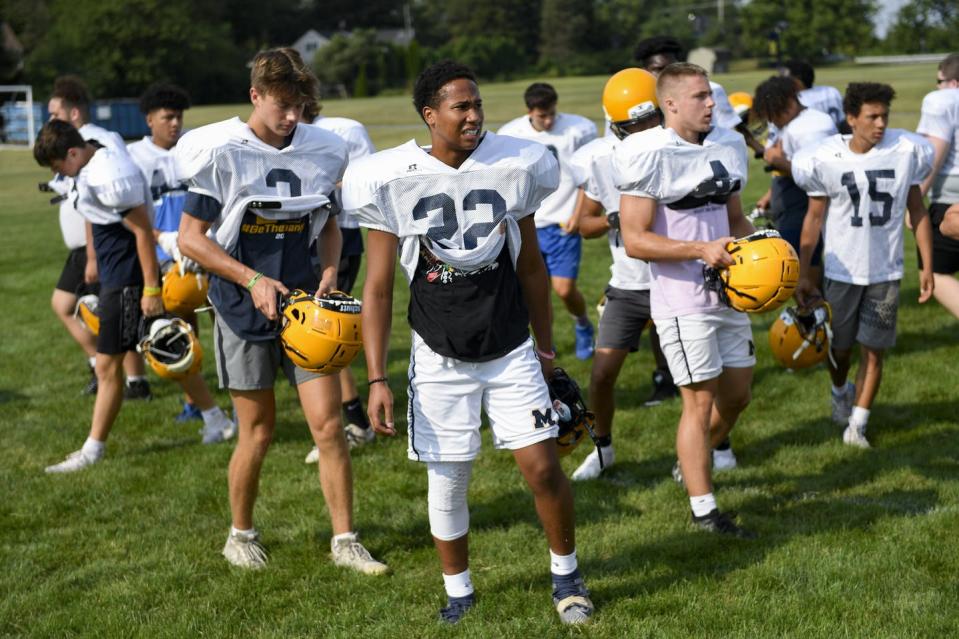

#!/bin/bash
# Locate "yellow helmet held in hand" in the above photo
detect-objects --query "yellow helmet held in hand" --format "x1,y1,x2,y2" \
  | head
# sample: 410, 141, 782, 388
137, 316, 203, 380
769, 301, 834, 369
75, 294, 100, 335
162, 268, 209, 317
602, 68, 659, 139
279, 290, 363, 375
705, 230, 799, 314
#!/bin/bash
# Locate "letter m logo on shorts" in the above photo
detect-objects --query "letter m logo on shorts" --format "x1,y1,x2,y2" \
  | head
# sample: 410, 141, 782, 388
532, 407, 553, 429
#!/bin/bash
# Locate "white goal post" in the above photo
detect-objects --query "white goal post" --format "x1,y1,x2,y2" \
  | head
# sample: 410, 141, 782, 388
0, 84, 37, 147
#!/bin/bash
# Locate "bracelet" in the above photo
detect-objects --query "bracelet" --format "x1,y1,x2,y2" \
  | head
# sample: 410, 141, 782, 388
143, 286, 162, 297
535, 348, 556, 361
367, 376, 390, 386
246, 272, 264, 291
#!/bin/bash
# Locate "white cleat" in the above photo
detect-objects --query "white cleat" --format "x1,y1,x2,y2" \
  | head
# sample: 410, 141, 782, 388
344, 423, 375, 449
44, 449, 101, 474
712, 447, 738, 472
222, 529, 268, 569
201, 413, 237, 445
304, 445, 319, 464
842, 423, 870, 449
831, 382, 855, 426
331, 533, 389, 575
571, 446, 614, 481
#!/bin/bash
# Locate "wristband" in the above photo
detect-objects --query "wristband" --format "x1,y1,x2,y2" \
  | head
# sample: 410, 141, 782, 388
246, 272, 264, 291
535, 348, 556, 361
367, 377, 390, 386
143, 286, 162, 297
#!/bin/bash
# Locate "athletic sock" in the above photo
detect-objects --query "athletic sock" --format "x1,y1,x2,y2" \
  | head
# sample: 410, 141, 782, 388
550, 549, 578, 576
442, 568, 474, 598
342, 398, 369, 429
81, 437, 105, 459
690, 493, 717, 518
230, 526, 256, 537
850, 406, 870, 427
87, 356, 96, 369
200, 406, 226, 425
126, 375, 146, 384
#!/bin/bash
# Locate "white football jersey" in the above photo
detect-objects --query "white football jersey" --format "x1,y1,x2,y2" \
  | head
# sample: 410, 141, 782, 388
497, 112, 595, 227
74, 146, 152, 226
312, 115, 376, 229
56, 123, 127, 249
917, 87, 959, 203
613, 125, 748, 319
780, 107, 838, 160
127, 136, 186, 202
342, 131, 559, 281
710, 81, 742, 130
174, 118, 347, 253
792, 129, 934, 284
799, 85, 845, 130
569, 134, 651, 291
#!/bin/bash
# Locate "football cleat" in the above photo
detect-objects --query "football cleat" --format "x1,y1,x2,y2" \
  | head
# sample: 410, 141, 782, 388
439, 593, 475, 624
842, 423, 870, 448
280, 290, 363, 375
201, 412, 236, 445
692, 509, 756, 538
573, 322, 594, 360
644, 368, 678, 407
571, 445, 613, 481
331, 533, 388, 575
703, 229, 799, 314
45, 449, 101, 474
222, 529, 268, 569
124, 378, 152, 401
552, 572, 594, 625
831, 382, 855, 426
344, 423, 375, 448
175, 401, 203, 423
712, 447, 738, 471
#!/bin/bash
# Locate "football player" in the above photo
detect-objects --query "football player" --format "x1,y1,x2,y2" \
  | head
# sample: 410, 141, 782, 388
45, 76, 152, 400
34, 120, 163, 473
346, 61, 593, 625
568, 68, 666, 480
175, 48, 386, 574
300, 101, 376, 461
614, 63, 757, 538
916, 54, 959, 315
126, 83, 235, 442
793, 83, 934, 448
498, 83, 598, 360
780, 59, 847, 133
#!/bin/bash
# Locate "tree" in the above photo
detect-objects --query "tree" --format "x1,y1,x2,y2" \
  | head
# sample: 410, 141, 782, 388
883, 0, 958, 54
539, 0, 593, 65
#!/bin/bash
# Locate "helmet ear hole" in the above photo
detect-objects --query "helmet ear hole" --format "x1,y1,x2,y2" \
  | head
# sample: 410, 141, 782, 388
290, 308, 303, 323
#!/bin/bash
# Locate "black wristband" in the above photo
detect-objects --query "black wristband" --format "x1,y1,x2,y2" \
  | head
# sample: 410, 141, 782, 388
607, 211, 620, 230
367, 376, 389, 386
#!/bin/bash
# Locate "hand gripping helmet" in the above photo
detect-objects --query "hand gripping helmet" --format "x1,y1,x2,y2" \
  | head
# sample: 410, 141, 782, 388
162, 268, 209, 317
279, 290, 363, 375
137, 316, 203, 380
75, 294, 100, 335
769, 301, 835, 369
547, 368, 598, 458
728, 91, 753, 124
704, 230, 800, 314
602, 68, 660, 140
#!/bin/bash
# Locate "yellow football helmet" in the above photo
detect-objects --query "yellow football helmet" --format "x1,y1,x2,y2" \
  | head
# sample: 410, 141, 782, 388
75, 294, 100, 335
769, 301, 835, 369
279, 290, 363, 375
602, 68, 659, 139
728, 91, 753, 123
705, 230, 800, 314
162, 268, 209, 317
137, 316, 203, 380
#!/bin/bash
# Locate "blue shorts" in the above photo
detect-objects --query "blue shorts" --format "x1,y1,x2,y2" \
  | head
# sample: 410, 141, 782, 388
537, 225, 582, 279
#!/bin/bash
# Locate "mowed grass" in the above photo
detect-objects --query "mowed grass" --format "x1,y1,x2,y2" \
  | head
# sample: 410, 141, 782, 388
2, 62, 959, 637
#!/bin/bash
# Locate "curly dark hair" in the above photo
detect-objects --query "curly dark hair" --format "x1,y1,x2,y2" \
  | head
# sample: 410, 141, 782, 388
139, 83, 191, 114
752, 76, 799, 122
634, 36, 685, 66
782, 60, 815, 89
412, 60, 478, 122
844, 82, 895, 117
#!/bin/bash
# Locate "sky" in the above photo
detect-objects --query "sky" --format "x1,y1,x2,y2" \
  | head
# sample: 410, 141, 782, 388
874, 0, 907, 37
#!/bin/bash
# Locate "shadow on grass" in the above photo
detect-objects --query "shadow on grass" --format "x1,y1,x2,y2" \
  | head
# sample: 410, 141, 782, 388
0, 388, 28, 404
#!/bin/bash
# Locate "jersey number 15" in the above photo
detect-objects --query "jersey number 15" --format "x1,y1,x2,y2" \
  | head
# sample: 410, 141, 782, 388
839, 169, 895, 227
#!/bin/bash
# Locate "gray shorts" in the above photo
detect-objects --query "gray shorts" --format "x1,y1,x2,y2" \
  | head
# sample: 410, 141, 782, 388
823, 278, 900, 351
596, 286, 652, 352
213, 315, 322, 390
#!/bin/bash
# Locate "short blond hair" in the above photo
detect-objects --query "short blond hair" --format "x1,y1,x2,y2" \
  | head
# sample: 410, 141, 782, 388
250, 48, 319, 105
656, 62, 708, 101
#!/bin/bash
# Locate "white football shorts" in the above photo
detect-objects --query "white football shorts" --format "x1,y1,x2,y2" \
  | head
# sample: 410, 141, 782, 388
406, 332, 558, 462
655, 308, 756, 386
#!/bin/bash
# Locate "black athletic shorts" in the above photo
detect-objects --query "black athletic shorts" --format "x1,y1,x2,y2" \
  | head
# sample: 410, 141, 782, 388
337, 254, 362, 294
917, 202, 959, 274
97, 286, 143, 355
56, 247, 100, 296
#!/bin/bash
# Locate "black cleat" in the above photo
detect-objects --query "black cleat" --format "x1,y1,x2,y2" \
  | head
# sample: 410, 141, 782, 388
439, 593, 475, 624
81, 370, 98, 396
692, 509, 756, 539
644, 369, 679, 407
124, 379, 152, 401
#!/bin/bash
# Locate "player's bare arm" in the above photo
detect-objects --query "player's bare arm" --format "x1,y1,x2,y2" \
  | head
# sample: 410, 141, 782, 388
178, 212, 288, 321
940, 203, 959, 240
619, 193, 734, 267
920, 135, 950, 197
514, 216, 554, 377
84, 221, 98, 283
315, 214, 342, 296
575, 191, 608, 239
763, 140, 791, 174
906, 185, 935, 303
564, 189, 586, 234
796, 195, 827, 305
122, 204, 163, 317
725, 194, 756, 238
361, 229, 397, 435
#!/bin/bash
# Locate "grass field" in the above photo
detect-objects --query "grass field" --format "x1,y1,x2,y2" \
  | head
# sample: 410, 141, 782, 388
2, 63, 958, 637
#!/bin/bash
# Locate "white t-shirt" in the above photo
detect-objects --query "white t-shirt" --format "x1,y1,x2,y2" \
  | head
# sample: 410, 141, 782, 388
342, 131, 558, 282
780, 108, 838, 160
613, 126, 748, 319
569, 133, 651, 291
792, 130, 934, 284
917, 87, 959, 203
312, 115, 376, 229
799, 85, 845, 131
497, 112, 595, 227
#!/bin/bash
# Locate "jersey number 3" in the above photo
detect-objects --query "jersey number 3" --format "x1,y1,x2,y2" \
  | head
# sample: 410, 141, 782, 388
840, 169, 895, 227
412, 190, 507, 249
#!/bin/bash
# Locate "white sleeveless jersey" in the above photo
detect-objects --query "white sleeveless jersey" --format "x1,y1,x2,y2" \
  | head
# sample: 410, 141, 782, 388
74, 146, 152, 226
174, 118, 347, 253
342, 131, 559, 281
497, 112, 595, 227
613, 125, 748, 319
917, 88, 959, 203
127, 137, 185, 201
780, 107, 838, 160
792, 130, 934, 284
312, 115, 376, 229
569, 134, 651, 291
799, 85, 845, 130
